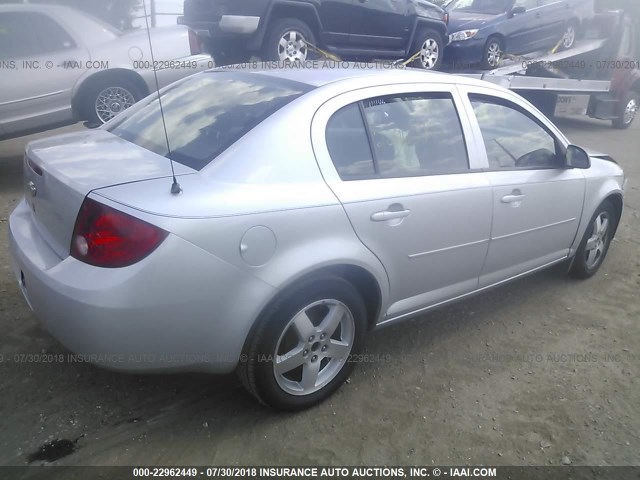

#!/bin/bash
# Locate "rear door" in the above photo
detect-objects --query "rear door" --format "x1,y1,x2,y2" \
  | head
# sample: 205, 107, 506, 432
0, 11, 89, 136
311, 83, 493, 320
457, 85, 585, 287
536, 0, 568, 47
349, 0, 411, 50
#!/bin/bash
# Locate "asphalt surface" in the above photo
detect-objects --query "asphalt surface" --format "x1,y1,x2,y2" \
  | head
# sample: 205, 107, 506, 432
0, 117, 638, 467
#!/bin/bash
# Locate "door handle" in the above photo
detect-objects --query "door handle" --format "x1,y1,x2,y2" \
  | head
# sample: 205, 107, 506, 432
371, 209, 411, 222
501, 191, 526, 204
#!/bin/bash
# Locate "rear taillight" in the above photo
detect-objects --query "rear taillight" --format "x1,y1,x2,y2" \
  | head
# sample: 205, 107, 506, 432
188, 29, 202, 55
71, 198, 168, 268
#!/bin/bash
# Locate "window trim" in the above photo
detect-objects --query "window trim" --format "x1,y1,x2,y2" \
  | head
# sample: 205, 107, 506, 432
464, 91, 569, 172
325, 91, 473, 181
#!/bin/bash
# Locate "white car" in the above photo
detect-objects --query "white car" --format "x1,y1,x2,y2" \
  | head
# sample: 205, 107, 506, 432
0, 4, 212, 139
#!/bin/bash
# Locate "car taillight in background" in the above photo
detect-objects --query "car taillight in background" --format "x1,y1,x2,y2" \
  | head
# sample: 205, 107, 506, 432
188, 28, 203, 55
444, 12, 449, 25
71, 198, 168, 268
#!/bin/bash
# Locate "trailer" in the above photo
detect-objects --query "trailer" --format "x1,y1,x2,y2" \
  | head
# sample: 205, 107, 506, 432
456, 11, 640, 129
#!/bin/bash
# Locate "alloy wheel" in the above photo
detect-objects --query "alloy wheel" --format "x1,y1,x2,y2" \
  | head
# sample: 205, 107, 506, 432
487, 42, 502, 68
420, 38, 440, 70
563, 25, 577, 49
585, 212, 610, 270
624, 98, 638, 126
95, 87, 136, 123
273, 299, 355, 396
277, 30, 308, 62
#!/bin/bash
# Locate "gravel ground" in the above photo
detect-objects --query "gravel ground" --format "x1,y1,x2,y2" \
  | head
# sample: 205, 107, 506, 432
0, 117, 638, 467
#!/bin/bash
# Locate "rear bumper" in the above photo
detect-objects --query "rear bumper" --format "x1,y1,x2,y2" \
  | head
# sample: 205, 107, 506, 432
8, 199, 275, 374
178, 15, 260, 38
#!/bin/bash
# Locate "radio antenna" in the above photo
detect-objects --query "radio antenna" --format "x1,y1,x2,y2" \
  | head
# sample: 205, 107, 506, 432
142, 0, 181, 194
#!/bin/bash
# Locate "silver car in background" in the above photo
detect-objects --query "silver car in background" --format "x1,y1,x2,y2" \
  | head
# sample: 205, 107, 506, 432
0, 4, 211, 139
8, 66, 625, 411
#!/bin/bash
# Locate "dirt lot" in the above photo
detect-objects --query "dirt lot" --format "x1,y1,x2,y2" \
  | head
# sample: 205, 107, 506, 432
0, 118, 638, 468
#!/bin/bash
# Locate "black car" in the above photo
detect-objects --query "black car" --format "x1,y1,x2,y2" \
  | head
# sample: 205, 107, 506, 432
180, 0, 449, 70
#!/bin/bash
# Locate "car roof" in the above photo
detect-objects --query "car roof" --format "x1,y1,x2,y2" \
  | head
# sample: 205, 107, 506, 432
215, 62, 505, 93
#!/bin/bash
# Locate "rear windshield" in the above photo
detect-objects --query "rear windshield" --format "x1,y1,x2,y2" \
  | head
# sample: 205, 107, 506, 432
107, 72, 312, 171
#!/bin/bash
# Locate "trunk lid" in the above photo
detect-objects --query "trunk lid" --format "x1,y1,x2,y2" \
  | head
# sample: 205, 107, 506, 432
23, 129, 194, 259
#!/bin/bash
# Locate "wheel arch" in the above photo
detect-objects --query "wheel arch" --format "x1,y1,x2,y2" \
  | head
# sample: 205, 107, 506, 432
249, 1, 323, 50
240, 261, 387, 360
71, 69, 150, 120
486, 32, 506, 49
572, 178, 625, 254
604, 192, 624, 235
408, 19, 448, 55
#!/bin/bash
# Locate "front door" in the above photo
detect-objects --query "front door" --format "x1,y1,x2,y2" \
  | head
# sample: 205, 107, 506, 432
312, 84, 494, 320
462, 90, 585, 287
505, 0, 545, 54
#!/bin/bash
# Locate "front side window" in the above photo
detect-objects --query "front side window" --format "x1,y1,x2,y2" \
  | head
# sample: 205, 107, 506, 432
447, 0, 513, 15
108, 72, 311, 171
470, 94, 561, 170
325, 93, 469, 180
514, 0, 538, 9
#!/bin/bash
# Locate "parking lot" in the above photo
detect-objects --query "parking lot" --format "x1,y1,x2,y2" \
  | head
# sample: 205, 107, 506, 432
0, 117, 639, 467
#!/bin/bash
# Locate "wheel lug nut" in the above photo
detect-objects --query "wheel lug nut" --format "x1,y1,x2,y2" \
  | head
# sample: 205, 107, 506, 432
311, 355, 318, 362
321, 346, 327, 352
320, 333, 326, 339
308, 335, 315, 342
303, 350, 309, 356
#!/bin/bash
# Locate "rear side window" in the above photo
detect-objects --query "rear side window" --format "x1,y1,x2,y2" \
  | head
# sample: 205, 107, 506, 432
363, 94, 469, 177
326, 104, 376, 179
326, 93, 469, 180
107, 72, 312, 171
0, 12, 75, 59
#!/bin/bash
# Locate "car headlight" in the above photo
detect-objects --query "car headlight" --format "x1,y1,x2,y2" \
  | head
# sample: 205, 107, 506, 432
449, 29, 480, 42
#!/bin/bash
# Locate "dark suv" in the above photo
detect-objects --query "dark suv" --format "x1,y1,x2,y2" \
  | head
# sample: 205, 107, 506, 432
180, 0, 449, 70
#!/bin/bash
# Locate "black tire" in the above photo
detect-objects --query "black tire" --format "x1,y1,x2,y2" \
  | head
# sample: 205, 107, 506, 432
410, 28, 444, 71
569, 200, 617, 279
559, 19, 579, 51
264, 18, 317, 63
81, 76, 144, 125
238, 275, 368, 411
481, 36, 504, 70
612, 92, 639, 129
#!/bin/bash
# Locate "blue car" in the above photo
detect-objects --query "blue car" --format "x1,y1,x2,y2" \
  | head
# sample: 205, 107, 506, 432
444, 0, 594, 69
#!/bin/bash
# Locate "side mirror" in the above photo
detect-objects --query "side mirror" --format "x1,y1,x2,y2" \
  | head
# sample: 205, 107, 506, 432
510, 6, 527, 16
566, 145, 591, 169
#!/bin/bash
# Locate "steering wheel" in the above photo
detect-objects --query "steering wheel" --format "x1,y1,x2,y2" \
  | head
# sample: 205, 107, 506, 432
515, 148, 557, 168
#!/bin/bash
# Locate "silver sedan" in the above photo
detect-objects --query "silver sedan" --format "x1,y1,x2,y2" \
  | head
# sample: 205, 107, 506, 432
0, 4, 211, 139
8, 66, 625, 410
